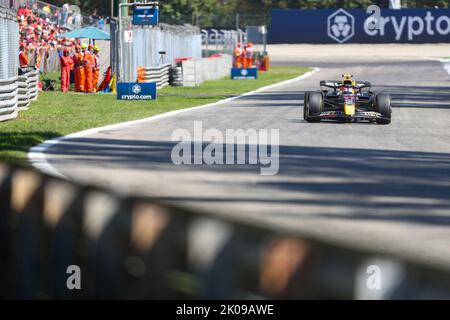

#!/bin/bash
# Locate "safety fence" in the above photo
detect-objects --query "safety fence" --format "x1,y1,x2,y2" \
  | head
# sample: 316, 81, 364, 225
0, 6, 18, 81
1, 163, 450, 299
137, 64, 171, 89
201, 29, 247, 56
24, 39, 110, 75
0, 6, 19, 122
113, 19, 202, 83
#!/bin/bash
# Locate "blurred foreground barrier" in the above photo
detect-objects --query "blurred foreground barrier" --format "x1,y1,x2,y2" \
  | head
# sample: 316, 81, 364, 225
180, 54, 232, 87
137, 64, 171, 89
1, 163, 450, 299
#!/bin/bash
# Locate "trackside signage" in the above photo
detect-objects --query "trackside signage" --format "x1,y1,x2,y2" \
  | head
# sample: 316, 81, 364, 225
231, 68, 258, 80
117, 82, 157, 100
269, 8, 450, 44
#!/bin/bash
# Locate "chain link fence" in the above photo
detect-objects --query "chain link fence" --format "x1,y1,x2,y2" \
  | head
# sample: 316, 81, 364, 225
0, 5, 19, 122
0, 6, 19, 81
113, 18, 202, 83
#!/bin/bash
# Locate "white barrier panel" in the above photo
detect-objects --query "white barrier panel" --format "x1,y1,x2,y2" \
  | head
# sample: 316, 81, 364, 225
181, 54, 232, 87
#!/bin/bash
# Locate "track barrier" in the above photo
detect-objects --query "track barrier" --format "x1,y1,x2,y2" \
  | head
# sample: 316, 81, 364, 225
180, 54, 232, 87
137, 64, 171, 89
0, 77, 18, 122
0, 67, 39, 121
1, 163, 450, 299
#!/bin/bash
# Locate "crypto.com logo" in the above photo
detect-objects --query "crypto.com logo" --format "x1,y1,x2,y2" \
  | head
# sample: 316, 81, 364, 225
328, 9, 355, 43
132, 84, 142, 94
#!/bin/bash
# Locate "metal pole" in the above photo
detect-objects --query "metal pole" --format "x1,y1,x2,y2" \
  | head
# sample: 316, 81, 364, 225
111, 0, 114, 18
119, 3, 122, 82
120, 0, 128, 17
236, 13, 239, 31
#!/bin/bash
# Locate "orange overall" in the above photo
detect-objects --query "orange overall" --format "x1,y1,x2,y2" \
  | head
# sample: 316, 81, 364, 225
19, 50, 29, 68
73, 52, 85, 92
60, 54, 74, 92
92, 54, 100, 92
234, 47, 244, 68
83, 51, 95, 93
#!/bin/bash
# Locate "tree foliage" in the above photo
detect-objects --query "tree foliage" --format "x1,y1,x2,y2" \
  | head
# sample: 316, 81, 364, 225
45, 0, 450, 23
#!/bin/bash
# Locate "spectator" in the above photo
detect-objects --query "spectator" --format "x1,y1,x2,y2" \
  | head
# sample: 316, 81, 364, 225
98, 16, 105, 30
19, 43, 29, 67
60, 2, 70, 27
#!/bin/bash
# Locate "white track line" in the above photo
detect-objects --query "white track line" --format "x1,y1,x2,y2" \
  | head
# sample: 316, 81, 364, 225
439, 58, 450, 77
28, 68, 320, 178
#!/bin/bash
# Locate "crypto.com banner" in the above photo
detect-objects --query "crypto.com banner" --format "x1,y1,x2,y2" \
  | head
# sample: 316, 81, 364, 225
269, 8, 450, 44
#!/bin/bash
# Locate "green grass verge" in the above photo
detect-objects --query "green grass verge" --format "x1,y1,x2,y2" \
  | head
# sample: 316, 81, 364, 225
0, 66, 310, 164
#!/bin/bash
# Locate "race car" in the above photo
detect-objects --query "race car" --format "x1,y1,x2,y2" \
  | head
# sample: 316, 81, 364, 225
303, 74, 392, 124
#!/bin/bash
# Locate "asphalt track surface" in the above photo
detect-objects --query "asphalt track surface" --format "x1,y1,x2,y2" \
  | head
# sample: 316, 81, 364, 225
34, 57, 450, 271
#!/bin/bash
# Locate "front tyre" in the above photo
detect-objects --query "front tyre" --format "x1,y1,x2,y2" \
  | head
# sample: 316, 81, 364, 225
304, 91, 323, 123
375, 93, 392, 125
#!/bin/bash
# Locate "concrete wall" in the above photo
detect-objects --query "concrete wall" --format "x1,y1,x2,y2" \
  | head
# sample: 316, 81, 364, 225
181, 54, 232, 87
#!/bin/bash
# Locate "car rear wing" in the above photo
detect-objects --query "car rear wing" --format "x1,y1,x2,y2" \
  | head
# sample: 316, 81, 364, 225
320, 80, 372, 89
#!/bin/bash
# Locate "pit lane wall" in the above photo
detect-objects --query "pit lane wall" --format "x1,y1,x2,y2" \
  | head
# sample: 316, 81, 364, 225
1, 163, 450, 299
269, 8, 450, 44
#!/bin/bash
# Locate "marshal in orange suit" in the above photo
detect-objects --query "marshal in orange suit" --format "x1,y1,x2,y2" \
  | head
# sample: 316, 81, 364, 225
83, 44, 95, 93
73, 45, 85, 92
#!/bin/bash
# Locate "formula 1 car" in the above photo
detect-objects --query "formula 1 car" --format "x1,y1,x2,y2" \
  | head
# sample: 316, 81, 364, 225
303, 74, 392, 124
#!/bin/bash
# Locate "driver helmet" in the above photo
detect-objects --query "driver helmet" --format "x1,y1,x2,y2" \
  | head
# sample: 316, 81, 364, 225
342, 74, 355, 86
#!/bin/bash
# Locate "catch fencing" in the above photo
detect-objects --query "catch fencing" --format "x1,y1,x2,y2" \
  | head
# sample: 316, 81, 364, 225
113, 19, 202, 83
0, 6, 19, 121
201, 29, 246, 56
1, 163, 450, 299
0, 2, 39, 122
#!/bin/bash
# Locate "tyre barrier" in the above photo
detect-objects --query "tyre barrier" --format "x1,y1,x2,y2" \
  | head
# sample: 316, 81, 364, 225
0, 68, 39, 120
170, 67, 183, 87
137, 64, 171, 89
1, 163, 450, 299
17, 75, 30, 110
0, 77, 18, 122
26, 69, 39, 102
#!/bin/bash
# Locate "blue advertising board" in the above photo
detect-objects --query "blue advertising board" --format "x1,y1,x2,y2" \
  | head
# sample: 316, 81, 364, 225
231, 68, 258, 80
269, 8, 450, 44
117, 82, 157, 100
132, 5, 159, 26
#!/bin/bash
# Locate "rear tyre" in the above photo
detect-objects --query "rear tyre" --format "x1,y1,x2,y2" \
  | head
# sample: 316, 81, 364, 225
375, 93, 392, 125
304, 91, 323, 123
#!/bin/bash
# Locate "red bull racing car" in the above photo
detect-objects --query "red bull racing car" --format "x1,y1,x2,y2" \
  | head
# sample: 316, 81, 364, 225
303, 74, 392, 124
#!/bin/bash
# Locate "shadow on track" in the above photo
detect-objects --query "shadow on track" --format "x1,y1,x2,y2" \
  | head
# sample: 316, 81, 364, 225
43, 137, 450, 226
